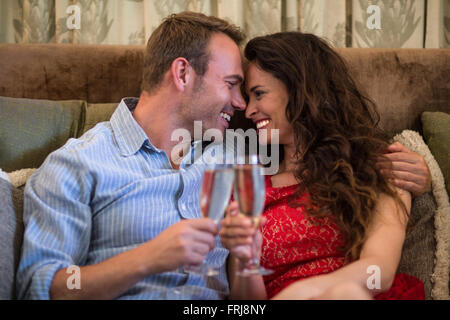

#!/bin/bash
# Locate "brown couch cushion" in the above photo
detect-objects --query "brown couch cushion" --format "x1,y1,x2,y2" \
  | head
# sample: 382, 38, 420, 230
336, 48, 450, 136
0, 44, 144, 103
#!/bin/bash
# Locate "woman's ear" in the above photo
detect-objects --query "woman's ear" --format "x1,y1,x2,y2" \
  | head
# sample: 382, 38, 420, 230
170, 57, 192, 92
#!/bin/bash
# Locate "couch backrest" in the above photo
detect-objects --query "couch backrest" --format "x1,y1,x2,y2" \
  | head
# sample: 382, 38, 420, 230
0, 44, 144, 104
336, 48, 450, 136
0, 44, 449, 136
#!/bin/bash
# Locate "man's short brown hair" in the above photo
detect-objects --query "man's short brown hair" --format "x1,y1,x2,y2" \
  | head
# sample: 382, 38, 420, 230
142, 11, 245, 93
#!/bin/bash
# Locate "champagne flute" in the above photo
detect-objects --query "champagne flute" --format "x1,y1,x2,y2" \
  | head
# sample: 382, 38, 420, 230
233, 155, 273, 276
184, 164, 234, 276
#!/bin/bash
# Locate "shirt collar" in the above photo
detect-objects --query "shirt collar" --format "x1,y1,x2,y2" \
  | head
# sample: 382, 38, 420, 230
110, 97, 157, 157
110, 98, 214, 161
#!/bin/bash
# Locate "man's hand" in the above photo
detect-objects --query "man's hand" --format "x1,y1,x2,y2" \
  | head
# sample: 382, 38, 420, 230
376, 142, 431, 197
50, 218, 218, 300
146, 218, 218, 273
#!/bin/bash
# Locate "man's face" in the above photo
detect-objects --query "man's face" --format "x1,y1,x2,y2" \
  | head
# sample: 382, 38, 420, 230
184, 33, 246, 135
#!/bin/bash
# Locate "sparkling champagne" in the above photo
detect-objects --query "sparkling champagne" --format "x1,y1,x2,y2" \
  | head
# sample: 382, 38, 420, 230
233, 160, 272, 276
233, 164, 265, 220
200, 167, 234, 222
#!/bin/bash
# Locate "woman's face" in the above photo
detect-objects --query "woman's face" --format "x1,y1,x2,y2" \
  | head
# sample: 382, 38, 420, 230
245, 62, 294, 145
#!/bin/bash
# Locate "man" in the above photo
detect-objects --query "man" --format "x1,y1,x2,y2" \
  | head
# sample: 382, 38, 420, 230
17, 11, 430, 300
17, 12, 245, 300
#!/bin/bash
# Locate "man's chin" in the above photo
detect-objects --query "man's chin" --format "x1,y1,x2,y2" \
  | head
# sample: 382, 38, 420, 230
211, 124, 226, 137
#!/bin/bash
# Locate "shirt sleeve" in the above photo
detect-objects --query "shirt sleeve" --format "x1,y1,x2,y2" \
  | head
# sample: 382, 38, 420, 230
16, 144, 93, 300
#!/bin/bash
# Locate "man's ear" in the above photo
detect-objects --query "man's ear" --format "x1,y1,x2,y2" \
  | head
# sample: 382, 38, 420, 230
171, 57, 192, 92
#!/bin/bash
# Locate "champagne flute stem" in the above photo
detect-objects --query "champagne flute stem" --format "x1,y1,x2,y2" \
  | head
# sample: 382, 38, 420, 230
246, 218, 261, 269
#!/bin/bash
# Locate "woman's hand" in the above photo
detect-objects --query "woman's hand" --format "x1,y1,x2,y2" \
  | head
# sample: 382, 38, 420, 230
221, 201, 268, 300
272, 276, 372, 300
219, 201, 264, 263
271, 275, 330, 300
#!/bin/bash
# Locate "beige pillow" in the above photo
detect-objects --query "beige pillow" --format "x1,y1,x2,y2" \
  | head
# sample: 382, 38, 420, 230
393, 130, 450, 300
7, 168, 37, 189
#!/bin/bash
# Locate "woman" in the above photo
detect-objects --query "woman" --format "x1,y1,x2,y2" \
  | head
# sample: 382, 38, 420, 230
220, 32, 425, 300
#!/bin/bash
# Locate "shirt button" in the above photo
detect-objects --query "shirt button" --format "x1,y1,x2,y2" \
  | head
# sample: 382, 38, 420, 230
180, 203, 187, 211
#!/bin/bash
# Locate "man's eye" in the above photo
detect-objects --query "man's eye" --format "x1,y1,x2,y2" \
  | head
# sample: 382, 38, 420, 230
227, 81, 237, 88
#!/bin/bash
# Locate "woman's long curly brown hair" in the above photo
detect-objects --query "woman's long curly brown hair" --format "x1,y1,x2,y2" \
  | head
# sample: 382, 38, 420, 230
244, 32, 407, 261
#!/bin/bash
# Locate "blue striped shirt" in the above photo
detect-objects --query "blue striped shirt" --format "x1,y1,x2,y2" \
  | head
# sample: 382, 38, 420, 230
17, 98, 231, 300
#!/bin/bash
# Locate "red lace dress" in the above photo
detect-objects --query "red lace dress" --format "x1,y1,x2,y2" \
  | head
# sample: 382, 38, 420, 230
260, 175, 425, 300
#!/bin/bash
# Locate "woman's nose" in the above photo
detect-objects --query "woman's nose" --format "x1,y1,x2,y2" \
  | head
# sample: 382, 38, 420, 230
245, 100, 257, 119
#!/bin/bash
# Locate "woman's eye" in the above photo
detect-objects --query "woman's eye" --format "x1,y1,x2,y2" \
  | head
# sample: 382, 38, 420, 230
254, 91, 265, 99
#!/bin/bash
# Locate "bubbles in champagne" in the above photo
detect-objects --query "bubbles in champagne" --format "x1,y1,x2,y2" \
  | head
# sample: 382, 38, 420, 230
233, 164, 265, 218
200, 167, 234, 222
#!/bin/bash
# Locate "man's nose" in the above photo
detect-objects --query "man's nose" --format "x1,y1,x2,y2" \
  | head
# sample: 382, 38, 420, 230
232, 91, 246, 111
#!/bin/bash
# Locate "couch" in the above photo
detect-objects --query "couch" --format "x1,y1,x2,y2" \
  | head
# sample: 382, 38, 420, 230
0, 44, 449, 300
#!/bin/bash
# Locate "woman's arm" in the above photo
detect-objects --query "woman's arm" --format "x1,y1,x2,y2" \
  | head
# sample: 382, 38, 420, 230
273, 187, 411, 299
221, 201, 268, 300
227, 254, 267, 300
